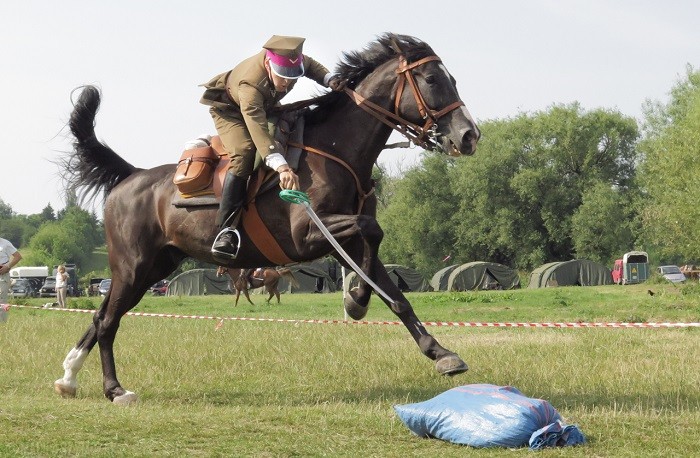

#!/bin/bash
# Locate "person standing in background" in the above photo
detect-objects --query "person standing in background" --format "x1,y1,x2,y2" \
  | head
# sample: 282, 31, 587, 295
0, 237, 22, 321
55, 265, 69, 309
0, 236, 22, 301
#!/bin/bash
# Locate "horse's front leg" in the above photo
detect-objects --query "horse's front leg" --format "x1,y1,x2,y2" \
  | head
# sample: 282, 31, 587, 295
299, 213, 468, 376
295, 214, 381, 319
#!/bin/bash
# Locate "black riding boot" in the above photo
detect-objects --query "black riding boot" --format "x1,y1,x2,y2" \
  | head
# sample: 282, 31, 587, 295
211, 171, 247, 258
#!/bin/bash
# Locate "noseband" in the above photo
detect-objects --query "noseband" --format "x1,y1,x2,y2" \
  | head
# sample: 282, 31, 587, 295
344, 54, 465, 150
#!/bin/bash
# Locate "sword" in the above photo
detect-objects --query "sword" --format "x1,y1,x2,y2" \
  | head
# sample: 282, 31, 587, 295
279, 190, 396, 306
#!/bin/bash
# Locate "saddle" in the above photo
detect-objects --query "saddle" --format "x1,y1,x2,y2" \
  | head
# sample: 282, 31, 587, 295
173, 111, 305, 200
172, 111, 306, 265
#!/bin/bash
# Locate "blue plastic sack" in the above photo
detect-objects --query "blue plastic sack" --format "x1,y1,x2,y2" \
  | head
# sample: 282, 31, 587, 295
394, 384, 585, 449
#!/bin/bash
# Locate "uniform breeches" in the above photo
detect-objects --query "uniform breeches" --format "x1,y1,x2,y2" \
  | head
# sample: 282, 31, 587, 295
210, 108, 255, 177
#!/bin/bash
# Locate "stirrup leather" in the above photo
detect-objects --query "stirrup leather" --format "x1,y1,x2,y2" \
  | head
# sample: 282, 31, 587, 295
211, 228, 241, 260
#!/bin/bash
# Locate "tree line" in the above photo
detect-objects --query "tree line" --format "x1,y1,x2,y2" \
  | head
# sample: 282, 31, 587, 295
0, 193, 104, 271
3, 66, 698, 281
376, 65, 700, 277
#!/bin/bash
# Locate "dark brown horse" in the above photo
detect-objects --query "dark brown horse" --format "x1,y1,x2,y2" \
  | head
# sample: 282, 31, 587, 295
216, 266, 299, 306
54, 34, 480, 404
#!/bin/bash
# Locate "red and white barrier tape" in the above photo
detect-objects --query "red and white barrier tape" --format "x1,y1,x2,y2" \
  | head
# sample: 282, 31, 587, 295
6, 304, 699, 328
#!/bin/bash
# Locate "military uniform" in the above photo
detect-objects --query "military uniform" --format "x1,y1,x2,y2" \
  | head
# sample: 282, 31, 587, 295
200, 40, 331, 177
202, 35, 333, 259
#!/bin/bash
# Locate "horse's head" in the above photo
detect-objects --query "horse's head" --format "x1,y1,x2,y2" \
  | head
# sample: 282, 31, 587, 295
390, 50, 480, 156
340, 34, 480, 157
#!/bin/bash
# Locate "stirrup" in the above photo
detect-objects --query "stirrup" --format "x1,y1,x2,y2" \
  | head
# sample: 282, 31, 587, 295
211, 228, 241, 260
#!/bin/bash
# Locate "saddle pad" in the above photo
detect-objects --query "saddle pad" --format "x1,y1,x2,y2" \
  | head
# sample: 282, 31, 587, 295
172, 195, 219, 208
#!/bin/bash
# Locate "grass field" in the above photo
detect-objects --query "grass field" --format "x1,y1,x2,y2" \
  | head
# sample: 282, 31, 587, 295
1, 284, 699, 457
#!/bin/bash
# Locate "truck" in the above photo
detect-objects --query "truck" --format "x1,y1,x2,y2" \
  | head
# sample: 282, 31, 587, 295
9, 266, 49, 296
612, 251, 650, 285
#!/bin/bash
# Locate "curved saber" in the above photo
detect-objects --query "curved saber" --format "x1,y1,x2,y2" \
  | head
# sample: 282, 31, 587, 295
279, 190, 396, 306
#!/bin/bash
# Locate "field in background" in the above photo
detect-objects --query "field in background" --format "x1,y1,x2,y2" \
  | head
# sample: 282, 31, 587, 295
1, 285, 698, 456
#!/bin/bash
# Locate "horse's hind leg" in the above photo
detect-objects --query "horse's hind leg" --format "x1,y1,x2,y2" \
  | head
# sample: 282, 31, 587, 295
54, 307, 104, 397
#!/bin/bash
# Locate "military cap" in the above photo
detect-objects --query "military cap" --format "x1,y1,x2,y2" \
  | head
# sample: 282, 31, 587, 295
262, 35, 305, 57
263, 35, 306, 79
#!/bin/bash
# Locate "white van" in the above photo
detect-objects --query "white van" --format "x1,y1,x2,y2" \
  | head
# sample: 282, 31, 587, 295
10, 266, 49, 279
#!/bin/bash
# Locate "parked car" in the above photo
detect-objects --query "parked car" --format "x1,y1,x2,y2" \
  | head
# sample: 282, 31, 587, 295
150, 280, 169, 296
11, 278, 39, 298
40, 276, 57, 297
87, 278, 105, 296
656, 265, 686, 283
98, 278, 112, 296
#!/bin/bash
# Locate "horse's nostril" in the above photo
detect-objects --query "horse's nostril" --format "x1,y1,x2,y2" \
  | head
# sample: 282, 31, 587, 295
462, 128, 479, 146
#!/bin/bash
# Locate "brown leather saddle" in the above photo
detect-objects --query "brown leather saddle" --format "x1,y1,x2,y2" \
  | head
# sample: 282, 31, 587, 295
172, 112, 304, 202
171, 112, 305, 265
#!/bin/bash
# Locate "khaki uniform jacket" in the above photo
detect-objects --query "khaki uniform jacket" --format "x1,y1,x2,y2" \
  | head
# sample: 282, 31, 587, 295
200, 50, 329, 158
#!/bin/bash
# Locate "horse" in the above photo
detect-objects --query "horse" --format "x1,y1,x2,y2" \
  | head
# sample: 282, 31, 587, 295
216, 266, 299, 306
54, 33, 480, 404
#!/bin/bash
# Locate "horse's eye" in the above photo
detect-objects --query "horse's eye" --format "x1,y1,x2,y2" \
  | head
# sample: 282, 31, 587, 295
425, 75, 438, 85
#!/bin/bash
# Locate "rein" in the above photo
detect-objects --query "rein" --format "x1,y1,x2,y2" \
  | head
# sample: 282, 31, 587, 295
287, 142, 375, 214
343, 55, 464, 150
283, 54, 461, 214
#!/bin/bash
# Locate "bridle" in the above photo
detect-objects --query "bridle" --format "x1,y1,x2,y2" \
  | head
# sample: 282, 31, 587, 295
343, 54, 465, 150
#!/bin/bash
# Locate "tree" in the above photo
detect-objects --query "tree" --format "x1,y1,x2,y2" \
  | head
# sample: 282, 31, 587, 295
0, 198, 13, 219
40, 204, 56, 222
451, 104, 639, 270
570, 181, 637, 265
378, 103, 640, 272
638, 66, 700, 260
24, 206, 104, 267
377, 154, 460, 276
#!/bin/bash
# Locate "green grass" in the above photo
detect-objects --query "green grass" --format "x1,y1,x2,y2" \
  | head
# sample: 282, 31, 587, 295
1, 284, 699, 457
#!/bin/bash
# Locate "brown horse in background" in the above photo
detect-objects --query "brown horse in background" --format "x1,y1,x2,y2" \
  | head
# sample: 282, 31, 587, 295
54, 34, 479, 404
216, 266, 299, 306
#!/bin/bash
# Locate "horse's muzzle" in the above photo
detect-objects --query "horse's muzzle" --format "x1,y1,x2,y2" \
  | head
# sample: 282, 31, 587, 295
444, 125, 480, 157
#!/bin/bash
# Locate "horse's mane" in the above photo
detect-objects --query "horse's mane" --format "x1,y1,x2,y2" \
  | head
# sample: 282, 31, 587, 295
337, 33, 435, 87
305, 33, 436, 119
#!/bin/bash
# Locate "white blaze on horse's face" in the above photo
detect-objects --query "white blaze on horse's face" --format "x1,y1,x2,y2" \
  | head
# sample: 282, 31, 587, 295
434, 62, 480, 156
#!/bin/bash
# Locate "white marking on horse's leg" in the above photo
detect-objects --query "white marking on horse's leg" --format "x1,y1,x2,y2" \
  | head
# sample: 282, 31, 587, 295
53, 347, 88, 397
112, 391, 138, 405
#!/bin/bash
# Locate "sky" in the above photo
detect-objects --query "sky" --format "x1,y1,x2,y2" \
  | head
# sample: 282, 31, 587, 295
1, 0, 698, 216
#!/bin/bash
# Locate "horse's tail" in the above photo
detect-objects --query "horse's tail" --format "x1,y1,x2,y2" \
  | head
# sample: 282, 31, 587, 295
62, 85, 137, 203
277, 267, 300, 289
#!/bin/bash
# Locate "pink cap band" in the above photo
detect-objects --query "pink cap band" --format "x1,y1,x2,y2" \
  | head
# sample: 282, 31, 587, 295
265, 50, 305, 78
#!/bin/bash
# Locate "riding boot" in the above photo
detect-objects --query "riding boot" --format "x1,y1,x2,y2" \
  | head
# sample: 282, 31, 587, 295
211, 171, 248, 258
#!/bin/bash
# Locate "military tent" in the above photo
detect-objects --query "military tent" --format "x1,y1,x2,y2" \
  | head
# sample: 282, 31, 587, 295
345, 264, 432, 292
447, 262, 521, 291
166, 269, 231, 296
277, 264, 338, 293
430, 264, 459, 291
528, 259, 613, 288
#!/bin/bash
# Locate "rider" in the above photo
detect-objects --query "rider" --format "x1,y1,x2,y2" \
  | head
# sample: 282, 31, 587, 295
200, 35, 345, 258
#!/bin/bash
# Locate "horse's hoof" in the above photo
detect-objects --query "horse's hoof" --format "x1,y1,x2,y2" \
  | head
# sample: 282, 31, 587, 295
436, 354, 469, 376
54, 379, 77, 398
112, 391, 138, 406
344, 292, 368, 320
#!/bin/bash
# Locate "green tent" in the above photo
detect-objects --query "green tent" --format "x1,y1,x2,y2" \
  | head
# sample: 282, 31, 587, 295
528, 259, 613, 288
345, 264, 432, 292
446, 262, 520, 291
166, 268, 231, 296
430, 264, 459, 291
276, 264, 338, 293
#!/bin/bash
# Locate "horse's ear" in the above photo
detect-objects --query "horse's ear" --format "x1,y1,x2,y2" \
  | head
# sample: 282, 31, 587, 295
388, 35, 404, 55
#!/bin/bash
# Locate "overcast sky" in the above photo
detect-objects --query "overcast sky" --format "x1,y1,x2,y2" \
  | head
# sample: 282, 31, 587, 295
1, 0, 698, 216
